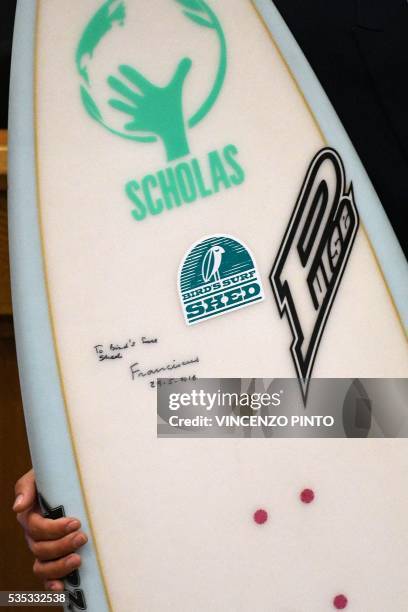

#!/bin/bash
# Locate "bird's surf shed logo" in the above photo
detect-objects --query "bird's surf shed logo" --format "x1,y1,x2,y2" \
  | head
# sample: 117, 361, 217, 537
179, 235, 264, 325
75, 0, 244, 222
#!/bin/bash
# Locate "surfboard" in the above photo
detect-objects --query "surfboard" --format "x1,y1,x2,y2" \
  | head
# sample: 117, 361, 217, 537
8, 1, 408, 611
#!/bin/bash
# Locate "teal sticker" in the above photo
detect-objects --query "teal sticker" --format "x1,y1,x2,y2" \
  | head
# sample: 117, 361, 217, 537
179, 235, 264, 325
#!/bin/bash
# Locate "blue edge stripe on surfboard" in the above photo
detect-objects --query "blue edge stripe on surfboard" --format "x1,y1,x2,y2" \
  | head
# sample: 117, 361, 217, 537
8, 2, 407, 611
8, 2, 109, 610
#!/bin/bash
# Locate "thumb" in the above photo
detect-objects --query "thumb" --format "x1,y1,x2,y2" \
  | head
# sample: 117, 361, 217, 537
171, 57, 192, 87
13, 469, 37, 512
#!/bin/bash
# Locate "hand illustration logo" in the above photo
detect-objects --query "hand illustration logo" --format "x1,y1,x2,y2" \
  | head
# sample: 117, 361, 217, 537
76, 0, 226, 162
107, 59, 192, 161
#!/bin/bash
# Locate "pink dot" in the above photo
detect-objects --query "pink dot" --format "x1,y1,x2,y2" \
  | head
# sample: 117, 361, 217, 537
333, 594, 348, 609
253, 509, 268, 524
300, 488, 315, 504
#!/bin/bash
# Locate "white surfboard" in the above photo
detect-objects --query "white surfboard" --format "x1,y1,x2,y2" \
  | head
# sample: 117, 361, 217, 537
9, 1, 408, 611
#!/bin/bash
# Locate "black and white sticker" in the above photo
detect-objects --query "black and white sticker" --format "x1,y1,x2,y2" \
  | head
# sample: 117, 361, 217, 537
270, 148, 359, 403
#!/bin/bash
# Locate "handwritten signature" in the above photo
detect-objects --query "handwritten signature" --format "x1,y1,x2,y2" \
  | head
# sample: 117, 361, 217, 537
94, 336, 158, 362
130, 356, 200, 380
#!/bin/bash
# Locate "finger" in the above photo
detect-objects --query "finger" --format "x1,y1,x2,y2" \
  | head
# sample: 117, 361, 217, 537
25, 512, 81, 541
13, 469, 36, 512
108, 98, 137, 117
45, 580, 65, 592
119, 64, 154, 93
33, 554, 81, 581
27, 531, 88, 562
125, 119, 145, 132
107, 75, 142, 104
170, 57, 192, 86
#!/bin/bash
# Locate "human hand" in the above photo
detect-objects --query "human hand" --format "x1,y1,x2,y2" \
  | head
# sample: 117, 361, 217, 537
13, 469, 87, 591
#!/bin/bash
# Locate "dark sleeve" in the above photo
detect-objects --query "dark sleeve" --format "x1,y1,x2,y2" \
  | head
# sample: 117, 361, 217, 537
273, 0, 408, 257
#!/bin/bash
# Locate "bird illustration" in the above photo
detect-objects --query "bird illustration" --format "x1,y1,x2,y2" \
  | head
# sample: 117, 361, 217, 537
201, 245, 225, 283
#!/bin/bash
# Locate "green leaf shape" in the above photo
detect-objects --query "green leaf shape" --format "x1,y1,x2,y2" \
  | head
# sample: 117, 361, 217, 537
183, 10, 213, 28
80, 86, 103, 122
175, 0, 203, 10
76, 0, 126, 84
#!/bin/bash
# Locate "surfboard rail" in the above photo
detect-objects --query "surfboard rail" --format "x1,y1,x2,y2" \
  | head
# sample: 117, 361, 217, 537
8, 2, 110, 610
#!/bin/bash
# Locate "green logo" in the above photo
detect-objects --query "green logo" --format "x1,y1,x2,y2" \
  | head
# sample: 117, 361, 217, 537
76, 0, 227, 162
179, 235, 265, 325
